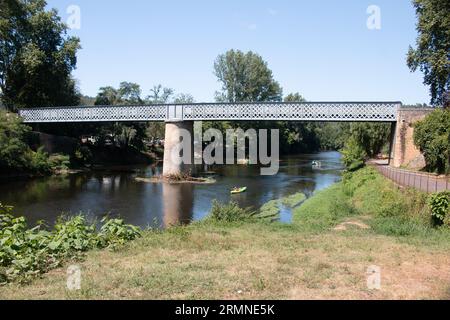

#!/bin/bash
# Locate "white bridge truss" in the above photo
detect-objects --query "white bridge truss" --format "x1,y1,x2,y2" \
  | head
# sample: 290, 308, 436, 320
19, 102, 401, 123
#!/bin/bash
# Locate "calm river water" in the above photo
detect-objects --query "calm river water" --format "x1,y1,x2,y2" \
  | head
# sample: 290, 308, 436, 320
0, 152, 343, 228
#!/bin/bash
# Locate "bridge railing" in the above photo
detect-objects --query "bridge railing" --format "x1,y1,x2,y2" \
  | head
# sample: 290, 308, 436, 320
18, 102, 401, 123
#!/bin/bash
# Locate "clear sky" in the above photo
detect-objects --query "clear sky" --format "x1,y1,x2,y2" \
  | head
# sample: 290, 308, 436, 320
46, 0, 430, 105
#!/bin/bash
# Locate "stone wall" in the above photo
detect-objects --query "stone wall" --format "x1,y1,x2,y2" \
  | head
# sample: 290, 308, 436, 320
392, 108, 435, 169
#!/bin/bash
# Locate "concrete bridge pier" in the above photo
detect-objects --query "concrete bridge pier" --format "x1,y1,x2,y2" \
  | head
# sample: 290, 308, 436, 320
162, 121, 195, 177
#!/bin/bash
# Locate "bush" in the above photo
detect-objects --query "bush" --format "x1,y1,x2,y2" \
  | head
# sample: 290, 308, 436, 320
0, 111, 33, 173
429, 191, 450, 226
98, 217, 141, 249
414, 109, 450, 174
0, 203, 141, 283
73, 145, 93, 167
30, 147, 52, 174
341, 136, 367, 171
48, 153, 71, 171
0, 111, 55, 175
209, 201, 257, 223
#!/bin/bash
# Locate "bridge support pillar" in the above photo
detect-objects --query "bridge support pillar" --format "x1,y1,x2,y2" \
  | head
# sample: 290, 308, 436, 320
391, 108, 434, 169
163, 121, 194, 177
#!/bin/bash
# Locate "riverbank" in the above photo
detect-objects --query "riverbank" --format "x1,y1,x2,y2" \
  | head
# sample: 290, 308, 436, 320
2, 167, 450, 299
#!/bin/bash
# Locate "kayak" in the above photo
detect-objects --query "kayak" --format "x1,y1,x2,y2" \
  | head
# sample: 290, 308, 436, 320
231, 187, 247, 194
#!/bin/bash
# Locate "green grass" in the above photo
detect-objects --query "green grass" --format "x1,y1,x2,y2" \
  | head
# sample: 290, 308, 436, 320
293, 184, 357, 232
294, 167, 450, 247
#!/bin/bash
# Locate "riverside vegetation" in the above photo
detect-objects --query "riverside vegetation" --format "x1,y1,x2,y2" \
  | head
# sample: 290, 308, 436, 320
1, 167, 449, 299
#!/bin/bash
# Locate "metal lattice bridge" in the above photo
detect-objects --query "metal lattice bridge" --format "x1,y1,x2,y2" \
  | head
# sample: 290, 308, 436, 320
19, 102, 401, 123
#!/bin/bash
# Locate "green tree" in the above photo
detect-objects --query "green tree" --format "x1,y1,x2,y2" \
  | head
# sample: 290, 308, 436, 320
145, 84, 174, 104
95, 87, 120, 106
0, 0, 81, 111
348, 123, 391, 158
414, 109, 450, 174
0, 110, 51, 174
341, 136, 367, 172
407, 0, 450, 106
93, 82, 146, 150
280, 93, 320, 153
118, 82, 142, 104
214, 49, 282, 102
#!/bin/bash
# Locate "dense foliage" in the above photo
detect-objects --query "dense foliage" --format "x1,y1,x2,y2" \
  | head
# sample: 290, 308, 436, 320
0, 203, 140, 283
214, 49, 282, 102
340, 123, 391, 171
209, 201, 257, 223
0, 0, 81, 110
429, 191, 450, 226
407, 0, 450, 106
0, 111, 52, 174
413, 109, 450, 174
341, 136, 367, 172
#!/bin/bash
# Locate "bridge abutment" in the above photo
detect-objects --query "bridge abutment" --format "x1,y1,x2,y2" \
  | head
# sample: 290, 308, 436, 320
391, 108, 434, 169
162, 121, 194, 177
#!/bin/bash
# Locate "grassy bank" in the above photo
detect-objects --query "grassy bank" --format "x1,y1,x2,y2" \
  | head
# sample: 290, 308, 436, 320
1, 168, 450, 300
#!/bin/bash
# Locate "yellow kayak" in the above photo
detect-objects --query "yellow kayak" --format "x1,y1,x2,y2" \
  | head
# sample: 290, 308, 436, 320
231, 187, 247, 194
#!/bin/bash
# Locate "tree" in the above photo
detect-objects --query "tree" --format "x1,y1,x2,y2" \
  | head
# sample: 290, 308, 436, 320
414, 109, 450, 174
341, 136, 367, 172
348, 123, 391, 157
92, 82, 146, 150
284, 93, 306, 103
95, 87, 120, 106
315, 123, 350, 151
0, 0, 81, 111
144, 85, 195, 141
118, 82, 142, 104
145, 85, 174, 104
214, 49, 282, 102
280, 93, 320, 153
407, 0, 450, 106
0, 110, 50, 173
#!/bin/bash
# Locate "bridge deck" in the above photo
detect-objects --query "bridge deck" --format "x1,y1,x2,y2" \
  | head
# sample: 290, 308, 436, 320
19, 102, 401, 123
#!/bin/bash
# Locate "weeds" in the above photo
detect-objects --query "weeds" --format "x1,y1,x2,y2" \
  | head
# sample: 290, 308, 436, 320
0, 204, 140, 283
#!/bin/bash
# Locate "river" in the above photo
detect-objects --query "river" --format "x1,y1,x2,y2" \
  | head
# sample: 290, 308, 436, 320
0, 152, 343, 228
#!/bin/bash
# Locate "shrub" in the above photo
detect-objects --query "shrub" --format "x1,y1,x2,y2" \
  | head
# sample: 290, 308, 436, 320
48, 153, 71, 171
0, 203, 141, 283
209, 201, 257, 223
30, 147, 52, 174
0, 111, 33, 173
414, 109, 450, 174
73, 145, 93, 166
98, 217, 141, 249
429, 191, 450, 226
341, 136, 367, 171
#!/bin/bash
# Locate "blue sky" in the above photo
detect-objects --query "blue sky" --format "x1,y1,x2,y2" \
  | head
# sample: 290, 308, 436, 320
47, 0, 429, 104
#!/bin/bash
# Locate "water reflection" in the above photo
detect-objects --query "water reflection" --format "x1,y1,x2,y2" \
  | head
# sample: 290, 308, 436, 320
0, 152, 343, 228
162, 183, 194, 227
